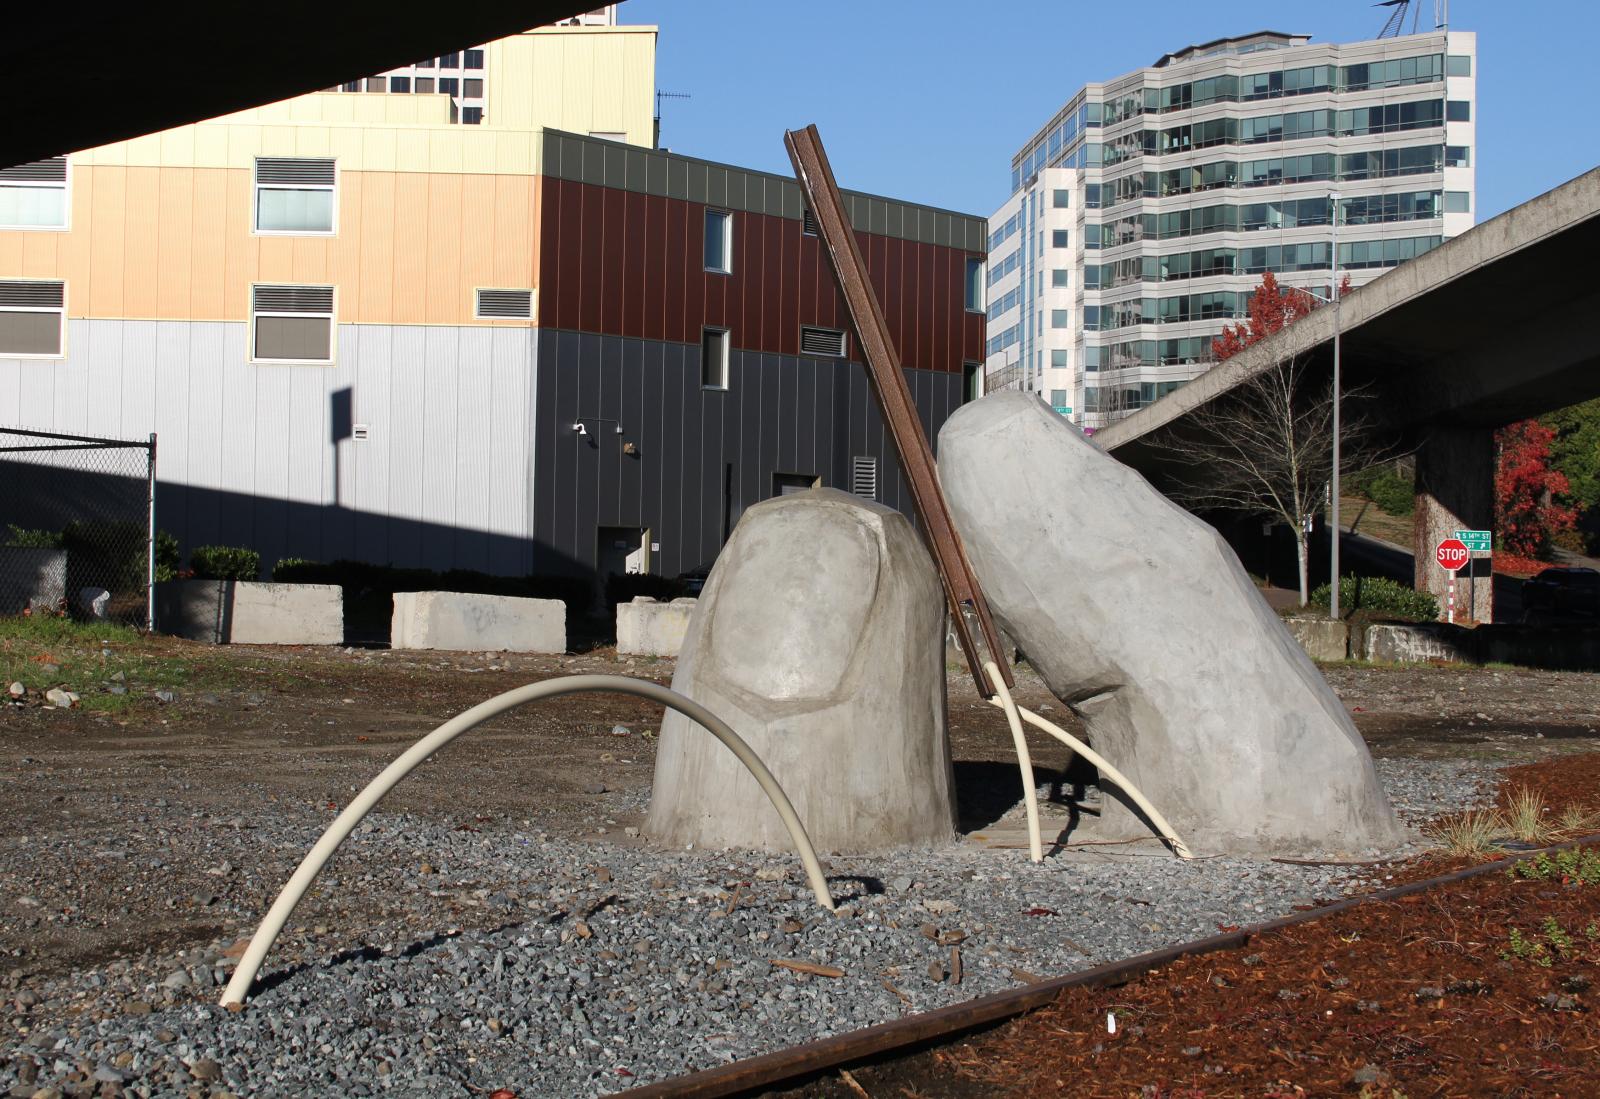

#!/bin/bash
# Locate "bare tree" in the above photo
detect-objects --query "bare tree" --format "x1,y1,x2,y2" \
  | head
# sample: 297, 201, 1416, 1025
1152, 354, 1386, 606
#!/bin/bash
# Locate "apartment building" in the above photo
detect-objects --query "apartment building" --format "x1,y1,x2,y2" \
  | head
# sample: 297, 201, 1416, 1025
985, 28, 1476, 430
0, 24, 986, 583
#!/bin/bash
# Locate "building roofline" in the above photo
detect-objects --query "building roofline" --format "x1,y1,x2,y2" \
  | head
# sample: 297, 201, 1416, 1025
1153, 30, 1310, 68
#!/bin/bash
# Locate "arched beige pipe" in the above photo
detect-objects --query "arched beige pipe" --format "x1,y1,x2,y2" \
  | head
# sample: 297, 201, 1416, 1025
220, 675, 835, 1007
986, 697, 1194, 860
985, 660, 1043, 863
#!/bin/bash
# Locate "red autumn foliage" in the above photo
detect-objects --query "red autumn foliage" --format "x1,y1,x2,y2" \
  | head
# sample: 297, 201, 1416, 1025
1495, 419, 1578, 557
1211, 272, 1352, 361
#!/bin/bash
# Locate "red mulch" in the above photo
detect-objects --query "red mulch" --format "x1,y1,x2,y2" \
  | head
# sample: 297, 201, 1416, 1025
826, 754, 1600, 1099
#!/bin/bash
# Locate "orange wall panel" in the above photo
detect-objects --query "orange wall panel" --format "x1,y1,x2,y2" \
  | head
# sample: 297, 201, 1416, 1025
0, 163, 538, 326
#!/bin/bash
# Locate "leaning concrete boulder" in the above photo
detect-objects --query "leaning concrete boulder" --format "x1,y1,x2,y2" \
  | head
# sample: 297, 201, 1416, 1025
938, 392, 1402, 855
646, 488, 954, 853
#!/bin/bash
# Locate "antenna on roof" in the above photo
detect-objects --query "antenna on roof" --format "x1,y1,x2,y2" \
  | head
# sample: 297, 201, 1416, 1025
654, 90, 691, 151
1375, 0, 1419, 38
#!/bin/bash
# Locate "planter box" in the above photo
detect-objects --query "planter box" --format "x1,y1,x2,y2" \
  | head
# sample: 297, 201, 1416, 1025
616, 596, 697, 657
156, 580, 343, 645
0, 547, 67, 612
391, 591, 565, 653
1282, 616, 1349, 662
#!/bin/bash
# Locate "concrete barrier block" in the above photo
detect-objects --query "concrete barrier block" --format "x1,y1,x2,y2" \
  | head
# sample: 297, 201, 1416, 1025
391, 591, 565, 653
0, 547, 67, 612
1362, 623, 1472, 665
157, 580, 342, 645
1283, 617, 1349, 662
616, 596, 697, 656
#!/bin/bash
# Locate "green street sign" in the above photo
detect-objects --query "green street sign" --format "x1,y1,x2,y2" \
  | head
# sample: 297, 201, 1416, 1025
1454, 529, 1492, 553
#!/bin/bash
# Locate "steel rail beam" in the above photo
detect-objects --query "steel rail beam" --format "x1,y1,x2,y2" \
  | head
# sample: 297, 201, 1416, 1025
783, 124, 1011, 695
621, 832, 1600, 1098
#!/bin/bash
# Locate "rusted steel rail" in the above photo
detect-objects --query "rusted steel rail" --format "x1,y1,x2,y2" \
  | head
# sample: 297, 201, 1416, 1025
783, 124, 1011, 697
621, 834, 1600, 1098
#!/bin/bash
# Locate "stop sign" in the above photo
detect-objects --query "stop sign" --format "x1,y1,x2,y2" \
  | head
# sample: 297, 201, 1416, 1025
1436, 538, 1470, 571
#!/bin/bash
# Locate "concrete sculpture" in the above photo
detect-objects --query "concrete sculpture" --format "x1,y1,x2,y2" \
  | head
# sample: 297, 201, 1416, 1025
938, 392, 1403, 855
646, 488, 955, 853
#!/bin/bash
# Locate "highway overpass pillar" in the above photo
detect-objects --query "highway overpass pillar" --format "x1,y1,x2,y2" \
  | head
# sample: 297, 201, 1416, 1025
1414, 427, 1495, 623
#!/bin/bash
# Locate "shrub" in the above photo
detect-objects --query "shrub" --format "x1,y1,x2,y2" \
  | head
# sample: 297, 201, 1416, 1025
1309, 575, 1439, 621
60, 520, 169, 592
1356, 466, 1415, 516
189, 545, 261, 581
4, 524, 63, 549
604, 572, 687, 609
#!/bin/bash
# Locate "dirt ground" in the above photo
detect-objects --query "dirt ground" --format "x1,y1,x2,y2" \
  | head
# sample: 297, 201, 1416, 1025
3, 631, 1599, 986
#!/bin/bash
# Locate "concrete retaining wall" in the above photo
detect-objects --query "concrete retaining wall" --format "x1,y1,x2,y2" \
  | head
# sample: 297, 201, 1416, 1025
157, 580, 343, 645
616, 597, 696, 657
391, 591, 565, 653
1283, 617, 1350, 661
1350, 622, 1600, 671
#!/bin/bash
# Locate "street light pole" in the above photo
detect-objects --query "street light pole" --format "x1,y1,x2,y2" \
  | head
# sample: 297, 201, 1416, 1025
1329, 191, 1343, 620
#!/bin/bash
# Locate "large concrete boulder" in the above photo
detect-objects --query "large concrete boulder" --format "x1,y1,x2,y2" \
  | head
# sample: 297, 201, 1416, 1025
938, 393, 1402, 855
646, 488, 954, 853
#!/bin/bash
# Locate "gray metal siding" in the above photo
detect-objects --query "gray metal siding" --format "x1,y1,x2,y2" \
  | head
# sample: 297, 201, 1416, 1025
0, 319, 538, 576
532, 329, 965, 578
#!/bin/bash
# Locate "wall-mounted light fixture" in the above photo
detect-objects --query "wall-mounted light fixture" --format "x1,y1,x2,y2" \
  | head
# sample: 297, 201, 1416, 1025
572, 416, 625, 438
571, 422, 588, 435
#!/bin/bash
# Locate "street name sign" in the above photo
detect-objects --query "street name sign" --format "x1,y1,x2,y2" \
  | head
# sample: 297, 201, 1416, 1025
1436, 538, 1470, 572
1454, 529, 1492, 553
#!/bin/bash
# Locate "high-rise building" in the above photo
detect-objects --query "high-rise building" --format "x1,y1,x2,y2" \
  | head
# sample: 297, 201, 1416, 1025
985, 28, 1476, 430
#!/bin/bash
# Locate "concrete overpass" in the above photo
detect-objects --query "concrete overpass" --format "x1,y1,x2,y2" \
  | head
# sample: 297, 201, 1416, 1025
1098, 165, 1600, 620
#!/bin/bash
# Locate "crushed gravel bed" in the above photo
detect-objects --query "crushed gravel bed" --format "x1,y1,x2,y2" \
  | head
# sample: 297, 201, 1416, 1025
1, 757, 1496, 1098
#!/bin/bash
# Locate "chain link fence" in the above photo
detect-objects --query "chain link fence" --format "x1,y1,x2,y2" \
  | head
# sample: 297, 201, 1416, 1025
1, 428, 158, 628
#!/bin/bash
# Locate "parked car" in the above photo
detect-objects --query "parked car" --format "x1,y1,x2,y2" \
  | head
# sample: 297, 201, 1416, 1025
1521, 566, 1600, 617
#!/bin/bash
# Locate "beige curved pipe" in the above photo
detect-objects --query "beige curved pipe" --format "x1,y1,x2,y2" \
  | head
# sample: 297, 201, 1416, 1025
220, 675, 835, 1007
987, 698, 1194, 860
984, 660, 1043, 863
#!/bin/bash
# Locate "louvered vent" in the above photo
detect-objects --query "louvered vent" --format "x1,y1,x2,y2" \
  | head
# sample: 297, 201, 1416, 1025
0, 280, 65, 308
851, 456, 878, 501
255, 157, 337, 185
800, 326, 846, 357
802, 208, 818, 235
0, 157, 67, 182
253, 284, 333, 313
476, 288, 533, 319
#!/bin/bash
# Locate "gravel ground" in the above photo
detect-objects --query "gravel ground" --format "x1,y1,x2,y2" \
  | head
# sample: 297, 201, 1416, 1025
3, 641, 1591, 1097
1, 757, 1494, 1098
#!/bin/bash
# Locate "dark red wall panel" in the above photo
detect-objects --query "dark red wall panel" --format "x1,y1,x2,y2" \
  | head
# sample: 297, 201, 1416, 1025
536, 176, 982, 373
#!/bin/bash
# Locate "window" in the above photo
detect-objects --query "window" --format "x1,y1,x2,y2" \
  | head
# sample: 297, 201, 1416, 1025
1052, 188, 1070, 208
1446, 100, 1471, 122
440, 52, 460, 68
252, 284, 334, 364
389, 76, 410, 93
475, 288, 533, 319
365, 77, 385, 92
964, 257, 984, 311
1051, 349, 1068, 368
704, 210, 733, 273
414, 77, 434, 94
254, 158, 335, 234
439, 77, 460, 96
1051, 269, 1069, 288
1050, 389, 1068, 410
341, 81, 361, 93
1444, 191, 1471, 213
463, 78, 484, 98
701, 328, 730, 389
461, 107, 483, 125
850, 456, 879, 500
464, 49, 484, 69
416, 57, 435, 69
0, 280, 65, 357
1446, 145, 1471, 168
963, 361, 981, 402
0, 157, 68, 229
1051, 229, 1070, 248
1050, 309, 1070, 329
1447, 54, 1472, 76
800, 326, 847, 357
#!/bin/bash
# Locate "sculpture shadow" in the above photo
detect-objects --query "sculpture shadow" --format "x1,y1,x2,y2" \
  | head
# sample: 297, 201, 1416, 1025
248, 921, 525, 1000
953, 758, 1096, 834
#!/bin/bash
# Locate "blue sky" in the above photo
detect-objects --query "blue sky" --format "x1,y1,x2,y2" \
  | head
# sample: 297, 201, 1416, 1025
622, 0, 1599, 221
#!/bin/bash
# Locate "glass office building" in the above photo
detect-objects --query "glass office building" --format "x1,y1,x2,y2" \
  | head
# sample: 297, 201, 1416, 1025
984, 29, 1476, 430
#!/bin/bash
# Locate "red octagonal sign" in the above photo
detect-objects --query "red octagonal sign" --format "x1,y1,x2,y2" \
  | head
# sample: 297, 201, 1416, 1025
1436, 538, 1470, 572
